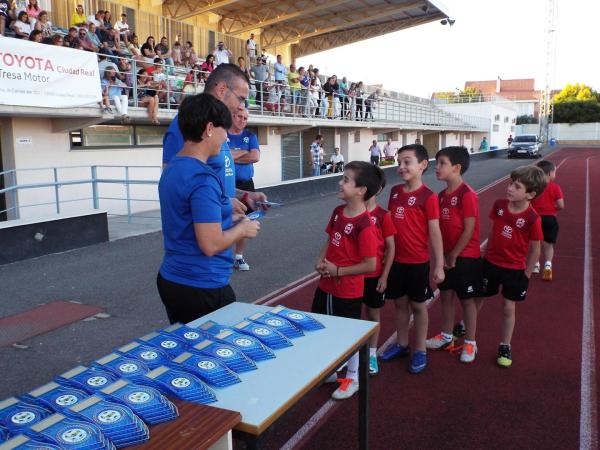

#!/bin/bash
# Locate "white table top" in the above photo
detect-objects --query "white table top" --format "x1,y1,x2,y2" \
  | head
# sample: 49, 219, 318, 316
187, 302, 377, 435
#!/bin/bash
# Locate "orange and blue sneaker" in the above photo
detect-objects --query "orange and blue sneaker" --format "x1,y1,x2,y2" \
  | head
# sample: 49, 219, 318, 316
380, 343, 410, 361
426, 333, 453, 350
331, 378, 359, 400
460, 341, 477, 363
409, 351, 427, 374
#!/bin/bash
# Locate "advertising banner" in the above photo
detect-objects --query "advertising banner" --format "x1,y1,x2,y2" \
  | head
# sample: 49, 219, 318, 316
0, 36, 101, 108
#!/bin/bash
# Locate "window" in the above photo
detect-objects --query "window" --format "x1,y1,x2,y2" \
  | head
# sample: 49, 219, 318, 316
504, 116, 509, 123
136, 126, 165, 146
511, 126, 515, 132
376, 133, 389, 141
493, 124, 500, 132
354, 131, 360, 143
494, 114, 500, 121
70, 125, 168, 149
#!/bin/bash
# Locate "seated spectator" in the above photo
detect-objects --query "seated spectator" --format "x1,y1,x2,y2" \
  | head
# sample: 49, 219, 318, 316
114, 13, 131, 45
148, 58, 168, 102
183, 64, 204, 94
26, 0, 40, 20
156, 36, 174, 67
51, 34, 64, 46
28, 28, 42, 42
117, 57, 133, 88
172, 40, 182, 65
98, 49, 119, 74
330, 147, 344, 173
182, 41, 197, 67
78, 26, 98, 52
11, 11, 31, 39
199, 54, 215, 80
70, 4, 86, 28
101, 67, 129, 123
87, 22, 103, 49
63, 27, 79, 48
136, 68, 160, 124
0, 0, 14, 36
141, 36, 157, 63
33, 10, 51, 39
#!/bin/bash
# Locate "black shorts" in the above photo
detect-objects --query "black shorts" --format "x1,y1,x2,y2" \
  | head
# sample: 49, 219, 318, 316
156, 272, 236, 324
438, 257, 483, 300
481, 260, 530, 302
541, 215, 559, 244
363, 276, 385, 309
312, 287, 362, 319
385, 261, 434, 303
236, 178, 255, 192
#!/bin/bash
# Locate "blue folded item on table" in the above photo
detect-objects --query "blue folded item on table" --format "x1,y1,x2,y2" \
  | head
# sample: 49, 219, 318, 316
99, 380, 178, 426
93, 354, 150, 384
246, 210, 265, 220
0, 398, 52, 433
116, 342, 172, 369
234, 320, 293, 350
23, 382, 90, 414
55, 366, 120, 394
136, 331, 189, 357
27, 413, 113, 449
198, 321, 275, 361
0, 435, 62, 449
190, 339, 257, 373
170, 353, 241, 388
144, 366, 217, 404
270, 305, 326, 331
161, 323, 210, 347
246, 312, 305, 339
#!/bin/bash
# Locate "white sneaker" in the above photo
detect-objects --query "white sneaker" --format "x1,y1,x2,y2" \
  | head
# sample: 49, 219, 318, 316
460, 342, 477, 363
533, 263, 541, 274
234, 257, 250, 271
426, 334, 453, 350
331, 379, 359, 400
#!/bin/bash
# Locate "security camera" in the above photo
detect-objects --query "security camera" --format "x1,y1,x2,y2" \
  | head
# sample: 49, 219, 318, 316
440, 18, 455, 26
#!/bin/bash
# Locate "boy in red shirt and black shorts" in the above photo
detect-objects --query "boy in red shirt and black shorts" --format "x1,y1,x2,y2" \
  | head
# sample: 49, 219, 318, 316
531, 160, 565, 281
482, 165, 546, 367
426, 146, 482, 363
313, 161, 379, 400
380, 144, 445, 374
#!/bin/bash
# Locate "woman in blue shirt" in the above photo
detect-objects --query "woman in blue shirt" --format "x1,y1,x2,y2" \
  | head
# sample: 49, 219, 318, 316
157, 94, 261, 323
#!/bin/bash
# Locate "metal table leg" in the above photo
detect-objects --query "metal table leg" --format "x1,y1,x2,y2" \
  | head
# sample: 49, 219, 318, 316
358, 343, 369, 450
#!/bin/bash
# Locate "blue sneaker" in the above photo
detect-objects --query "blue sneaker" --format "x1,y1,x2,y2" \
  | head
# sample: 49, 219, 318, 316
409, 351, 427, 374
369, 355, 379, 375
380, 344, 410, 361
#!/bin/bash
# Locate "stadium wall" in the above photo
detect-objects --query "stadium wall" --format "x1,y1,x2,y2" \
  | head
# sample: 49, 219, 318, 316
517, 123, 600, 144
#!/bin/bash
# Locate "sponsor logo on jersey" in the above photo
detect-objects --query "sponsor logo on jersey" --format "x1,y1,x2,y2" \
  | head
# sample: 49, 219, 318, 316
395, 206, 405, 219
501, 225, 513, 239
332, 231, 342, 247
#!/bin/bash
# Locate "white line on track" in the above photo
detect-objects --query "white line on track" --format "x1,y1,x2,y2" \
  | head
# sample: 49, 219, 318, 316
579, 157, 598, 450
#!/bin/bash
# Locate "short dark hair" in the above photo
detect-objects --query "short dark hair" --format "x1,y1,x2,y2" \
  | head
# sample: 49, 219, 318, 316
436, 146, 471, 174
178, 94, 232, 143
315, 134, 322, 141
372, 164, 386, 192
204, 63, 249, 94
510, 165, 547, 197
398, 144, 430, 172
344, 161, 381, 201
536, 160, 555, 175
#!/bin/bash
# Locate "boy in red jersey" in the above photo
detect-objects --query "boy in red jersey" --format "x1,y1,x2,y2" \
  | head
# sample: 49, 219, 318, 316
426, 146, 482, 363
313, 161, 379, 399
482, 165, 546, 367
531, 160, 564, 281
380, 144, 445, 374
362, 166, 396, 376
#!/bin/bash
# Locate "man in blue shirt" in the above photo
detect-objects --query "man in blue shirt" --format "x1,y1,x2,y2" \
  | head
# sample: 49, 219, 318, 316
228, 107, 260, 271
162, 63, 267, 213
273, 54, 287, 110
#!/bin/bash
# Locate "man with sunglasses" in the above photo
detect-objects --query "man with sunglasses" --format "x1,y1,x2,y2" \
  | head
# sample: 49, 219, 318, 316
163, 63, 268, 215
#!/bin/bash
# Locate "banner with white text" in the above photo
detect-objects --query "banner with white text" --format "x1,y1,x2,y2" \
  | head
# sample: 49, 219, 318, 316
0, 36, 101, 108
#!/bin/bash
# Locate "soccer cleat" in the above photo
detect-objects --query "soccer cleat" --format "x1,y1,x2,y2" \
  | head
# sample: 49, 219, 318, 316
234, 257, 250, 271
380, 343, 410, 361
460, 342, 477, 363
426, 334, 453, 350
452, 322, 466, 339
497, 344, 512, 367
369, 355, 379, 375
532, 263, 541, 274
409, 351, 427, 374
331, 378, 359, 400
542, 266, 553, 281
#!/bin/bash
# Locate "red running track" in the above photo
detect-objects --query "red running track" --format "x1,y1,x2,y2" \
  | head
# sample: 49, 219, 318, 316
251, 147, 599, 450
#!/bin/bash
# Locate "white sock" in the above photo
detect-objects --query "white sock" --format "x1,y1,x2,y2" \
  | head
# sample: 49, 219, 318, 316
464, 339, 476, 346
534, 262, 541, 267
545, 261, 552, 268
369, 347, 377, 357
345, 353, 359, 382
441, 332, 453, 341
235, 254, 243, 260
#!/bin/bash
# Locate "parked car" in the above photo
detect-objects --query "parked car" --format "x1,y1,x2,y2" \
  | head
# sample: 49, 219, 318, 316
508, 135, 542, 158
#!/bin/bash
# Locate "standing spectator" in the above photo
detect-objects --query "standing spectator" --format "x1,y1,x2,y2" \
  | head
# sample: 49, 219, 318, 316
479, 136, 488, 151
246, 33, 257, 63
28, 28, 42, 42
347, 82, 357, 119
26, 0, 40, 19
298, 66, 309, 115
199, 54, 215, 80
237, 56, 254, 98
141, 36, 157, 63
11, 11, 31, 39
114, 13, 131, 45
311, 134, 324, 176
228, 107, 260, 271
214, 41, 232, 66
383, 137, 398, 162
156, 36, 174, 67
369, 140, 382, 166
323, 75, 339, 118
307, 77, 320, 117
313, 67, 324, 117
273, 54, 287, 102
0, 0, 14, 36
70, 4, 86, 27
172, 41, 182, 65
355, 81, 364, 120
330, 147, 344, 173
101, 67, 129, 122
251, 56, 270, 108
34, 10, 51, 39
364, 89, 380, 120
507, 134, 513, 148
136, 68, 160, 124
339, 76, 348, 118
182, 41, 197, 67
287, 63, 301, 115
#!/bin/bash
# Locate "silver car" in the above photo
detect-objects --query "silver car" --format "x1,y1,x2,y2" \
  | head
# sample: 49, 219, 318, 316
508, 135, 542, 158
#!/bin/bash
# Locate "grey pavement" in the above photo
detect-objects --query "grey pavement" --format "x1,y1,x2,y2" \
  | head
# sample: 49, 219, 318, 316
0, 147, 563, 399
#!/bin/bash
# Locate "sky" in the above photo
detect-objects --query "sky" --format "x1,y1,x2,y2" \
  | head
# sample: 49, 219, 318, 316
297, 0, 596, 99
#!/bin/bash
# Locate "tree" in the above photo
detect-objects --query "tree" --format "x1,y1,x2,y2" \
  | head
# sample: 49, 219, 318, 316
553, 83, 599, 103
516, 115, 537, 124
553, 100, 600, 124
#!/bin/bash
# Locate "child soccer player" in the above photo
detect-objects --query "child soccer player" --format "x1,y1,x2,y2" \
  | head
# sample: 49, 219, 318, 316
313, 161, 380, 400
381, 144, 445, 374
426, 146, 482, 363
531, 160, 564, 281
482, 165, 546, 367
363, 165, 396, 376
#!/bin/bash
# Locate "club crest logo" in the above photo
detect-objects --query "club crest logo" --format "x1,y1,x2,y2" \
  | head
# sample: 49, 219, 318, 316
243, 136, 250, 143
501, 225, 513, 239
450, 196, 458, 206
516, 218, 525, 228
408, 196, 416, 206
344, 223, 354, 234
224, 156, 231, 168
498, 208, 504, 216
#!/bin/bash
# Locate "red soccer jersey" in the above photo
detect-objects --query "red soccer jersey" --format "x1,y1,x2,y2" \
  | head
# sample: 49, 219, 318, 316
439, 182, 481, 258
365, 205, 396, 278
319, 205, 378, 298
388, 184, 440, 264
531, 181, 563, 216
485, 199, 543, 270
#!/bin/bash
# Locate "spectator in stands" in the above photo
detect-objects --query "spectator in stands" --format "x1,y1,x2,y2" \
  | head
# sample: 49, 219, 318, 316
339, 76, 348, 118
156, 36, 174, 67
383, 137, 398, 162
237, 56, 254, 98
64, 27, 80, 48
251, 56, 270, 108
214, 41, 232, 66
172, 41, 182, 65
355, 81, 364, 120
183, 64, 203, 95
50, 34, 63, 46
102, 10, 114, 35
273, 54, 287, 98
364, 89, 379, 120
246, 32, 257, 63
150, 58, 169, 104
114, 13, 131, 45
141, 36, 157, 63
33, 10, 51, 39
11, 11, 31, 39
117, 57, 133, 88
310, 134, 324, 176
313, 68, 325, 118
101, 67, 129, 122
323, 75, 339, 118
307, 77, 319, 117
78, 26, 98, 52
28, 28, 42, 42
137, 68, 160, 124
70, 4, 86, 28
0, 0, 14, 36
98, 49, 118, 74
87, 22, 103, 50
87, 10, 106, 41
368, 139, 382, 165
200, 54, 215, 81
298, 66, 310, 115
182, 41, 197, 67
330, 147, 344, 173
347, 82, 357, 118
287, 63, 301, 115
26, 0, 40, 20
127, 33, 146, 64
415, 137, 421, 144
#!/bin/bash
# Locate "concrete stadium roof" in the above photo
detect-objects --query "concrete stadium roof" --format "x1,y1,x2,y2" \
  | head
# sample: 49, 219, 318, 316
163, 0, 449, 58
